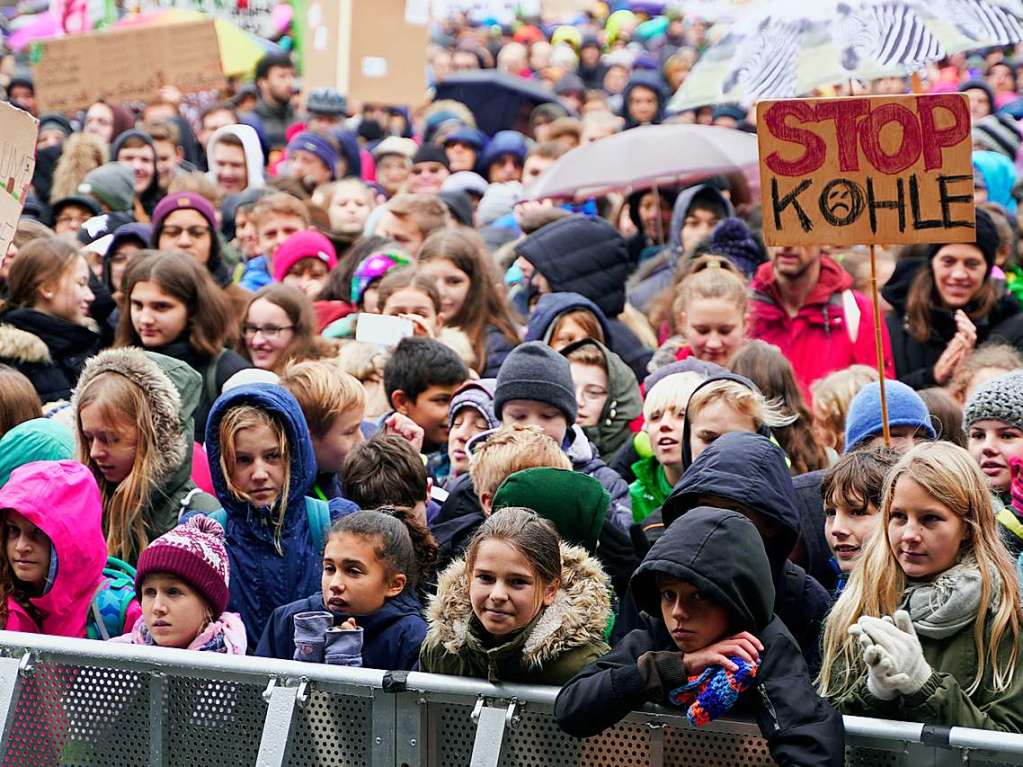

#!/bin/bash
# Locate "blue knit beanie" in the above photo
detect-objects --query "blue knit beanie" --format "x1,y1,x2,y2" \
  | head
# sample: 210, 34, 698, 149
844, 380, 936, 453
287, 131, 338, 180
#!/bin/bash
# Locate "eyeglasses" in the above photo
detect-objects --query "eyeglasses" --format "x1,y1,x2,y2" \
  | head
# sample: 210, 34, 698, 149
162, 225, 211, 239
578, 386, 608, 402
56, 214, 87, 226
242, 323, 294, 339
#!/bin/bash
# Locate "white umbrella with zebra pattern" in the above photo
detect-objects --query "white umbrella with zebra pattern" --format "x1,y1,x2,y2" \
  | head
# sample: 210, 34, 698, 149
668, 0, 1023, 111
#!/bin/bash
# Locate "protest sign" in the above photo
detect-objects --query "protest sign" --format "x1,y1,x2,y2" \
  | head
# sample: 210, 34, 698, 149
32, 19, 224, 114
301, 0, 429, 107
0, 103, 38, 260
139, 0, 275, 36
757, 94, 975, 247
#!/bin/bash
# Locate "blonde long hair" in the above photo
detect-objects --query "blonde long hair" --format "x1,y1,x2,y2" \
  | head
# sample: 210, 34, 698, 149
217, 405, 292, 554
818, 442, 1021, 698
74, 372, 162, 560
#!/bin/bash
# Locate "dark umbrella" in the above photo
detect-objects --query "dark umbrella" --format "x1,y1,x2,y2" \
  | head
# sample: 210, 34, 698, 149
434, 71, 557, 137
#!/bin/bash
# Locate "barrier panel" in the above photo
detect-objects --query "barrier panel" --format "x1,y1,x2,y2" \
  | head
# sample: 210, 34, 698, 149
0, 630, 1021, 766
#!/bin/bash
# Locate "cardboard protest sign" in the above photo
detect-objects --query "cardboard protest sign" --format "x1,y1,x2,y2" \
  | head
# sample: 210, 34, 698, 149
757, 94, 975, 247
0, 103, 38, 260
301, 0, 429, 107
32, 19, 224, 114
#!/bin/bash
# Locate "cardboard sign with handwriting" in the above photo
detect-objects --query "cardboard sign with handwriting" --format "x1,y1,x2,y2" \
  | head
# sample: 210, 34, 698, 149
0, 102, 38, 259
757, 94, 975, 247
32, 19, 224, 114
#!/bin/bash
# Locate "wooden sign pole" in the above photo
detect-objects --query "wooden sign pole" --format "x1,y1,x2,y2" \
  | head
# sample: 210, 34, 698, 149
868, 243, 891, 447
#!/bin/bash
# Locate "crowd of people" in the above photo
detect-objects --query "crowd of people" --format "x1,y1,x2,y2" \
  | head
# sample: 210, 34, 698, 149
4, 3, 1023, 759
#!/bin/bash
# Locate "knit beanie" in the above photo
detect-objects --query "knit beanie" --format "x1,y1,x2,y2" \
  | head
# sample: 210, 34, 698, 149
79, 163, 135, 213
700, 217, 765, 277
494, 341, 578, 424
152, 192, 218, 237
135, 516, 230, 615
350, 250, 413, 304
926, 206, 1000, 277
287, 131, 338, 180
492, 467, 608, 552
972, 112, 1022, 161
959, 79, 996, 115
411, 142, 450, 169
964, 371, 1023, 431
271, 229, 338, 283
844, 380, 936, 452
448, 378, 498, 430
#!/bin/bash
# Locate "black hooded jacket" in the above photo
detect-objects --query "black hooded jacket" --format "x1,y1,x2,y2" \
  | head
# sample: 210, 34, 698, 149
516, 215, 653, 380
657, 432, 832, 673
554, 508, 844, 766
883, 256, 1023, 389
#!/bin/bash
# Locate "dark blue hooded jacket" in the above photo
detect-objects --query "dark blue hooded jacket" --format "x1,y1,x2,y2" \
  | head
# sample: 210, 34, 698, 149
621, 72, 665, 129
516, 216, 653, 380
255, 588, 427, 670
660, 431, 833, 674
479, 130, 528, 177
525, 292, 612, 344
204, 384, 358, 646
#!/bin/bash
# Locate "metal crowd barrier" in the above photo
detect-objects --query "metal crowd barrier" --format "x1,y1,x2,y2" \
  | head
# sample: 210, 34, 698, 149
0, 630, 1020, 766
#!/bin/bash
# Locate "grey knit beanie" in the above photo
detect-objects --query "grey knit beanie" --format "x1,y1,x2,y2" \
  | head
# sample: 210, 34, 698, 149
79, 163, 135, 213
964, 371, 1023, 431
494, 341, 578, 424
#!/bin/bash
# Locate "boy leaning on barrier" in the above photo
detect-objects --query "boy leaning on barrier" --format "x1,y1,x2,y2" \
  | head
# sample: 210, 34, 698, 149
554, 507, 844, 766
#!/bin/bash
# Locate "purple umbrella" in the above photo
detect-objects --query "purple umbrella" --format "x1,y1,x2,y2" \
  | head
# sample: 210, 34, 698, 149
526, 124, 759, 200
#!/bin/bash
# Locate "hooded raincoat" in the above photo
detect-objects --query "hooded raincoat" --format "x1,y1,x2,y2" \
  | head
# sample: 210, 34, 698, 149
206, 124, 266, 194
0, 461, 109, 637
750, 256, 893, 402
204, 383, 355, 645
554, 508, 845, 766
419, 542, 611, 684
71, 350, 220, 560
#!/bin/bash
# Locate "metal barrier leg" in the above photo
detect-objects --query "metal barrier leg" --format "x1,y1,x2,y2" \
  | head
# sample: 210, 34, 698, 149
371, 688, 397, 767
394, 691, 425, 767
0, 654, 25, 758
148, 673, 166, 767
256, 679, 307, 767
468, 696, 519, 767
904, 742, 963, 767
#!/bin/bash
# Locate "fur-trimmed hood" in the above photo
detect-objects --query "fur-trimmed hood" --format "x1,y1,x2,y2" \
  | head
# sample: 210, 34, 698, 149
0, 323, 51, 365
71, 348, 200, 489
425, 541, 611, 669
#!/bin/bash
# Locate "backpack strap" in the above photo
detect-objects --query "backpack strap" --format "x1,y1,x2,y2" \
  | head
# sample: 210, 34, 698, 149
305, 496, 332, 555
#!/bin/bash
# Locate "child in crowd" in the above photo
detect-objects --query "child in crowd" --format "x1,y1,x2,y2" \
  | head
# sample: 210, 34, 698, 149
240, 192, 311, 292
113, 516, 245, 654
629, 371, 705, 523
844, 380, 937, 454
315, 178, 375, 241
446, 379, 498, 484
204, 383, 356, 646
732, 339, 828, 474
494, 341, 633, 529
821, 448, 899, 595
0, 460, 141, 638
525, 292, 609, 351
964, 372, 1023, 557
240, 284, 334, 373
563, 339, 642, 462
270, 229, 337, 299
949, 343, 1023, 405
681, 373, 795, 468
72, 348, 219, 563
116, 251, 250, 437
659, 431, 832, 674
378, 267, 445, 338
810, 365, 877, 457
279, 360, 366, 502
418, 229, 521, 377
256, 510, 429, 670
420, 507, 611, 684
383, 337, 469, 465
652, 255, 748, 368
349, 250, 412, 315
341, 434, 431, 523
554, 507, 844, 766
819, 443, 1023, 732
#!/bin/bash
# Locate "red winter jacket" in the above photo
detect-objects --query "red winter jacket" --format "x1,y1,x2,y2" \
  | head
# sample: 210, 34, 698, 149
749, 257, 894, 403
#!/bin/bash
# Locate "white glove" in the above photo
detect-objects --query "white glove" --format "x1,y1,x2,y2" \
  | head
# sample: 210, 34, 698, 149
848, 622, 899, 700
857, 611, 932, 697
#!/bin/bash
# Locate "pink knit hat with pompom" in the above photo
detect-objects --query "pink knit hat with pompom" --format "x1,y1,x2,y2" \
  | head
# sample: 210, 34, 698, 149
135, 516, 230, 614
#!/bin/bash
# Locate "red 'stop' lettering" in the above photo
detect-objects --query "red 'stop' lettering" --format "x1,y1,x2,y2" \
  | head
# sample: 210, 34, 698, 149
763, 101, 827, 177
